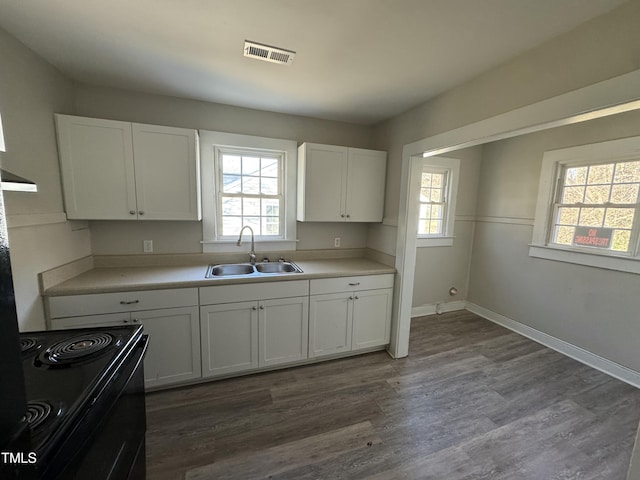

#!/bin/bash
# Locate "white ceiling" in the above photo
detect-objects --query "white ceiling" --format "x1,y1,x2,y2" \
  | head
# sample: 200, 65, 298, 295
0, 0, 627, 125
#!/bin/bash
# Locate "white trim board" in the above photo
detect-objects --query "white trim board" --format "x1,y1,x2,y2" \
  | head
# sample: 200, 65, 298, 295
466, 302, 640, 389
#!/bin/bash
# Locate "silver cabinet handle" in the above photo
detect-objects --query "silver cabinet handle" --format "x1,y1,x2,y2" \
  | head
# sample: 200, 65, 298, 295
259, 305, 265, 310
349, 296, 354, 300
348, 282, 360, 286
132, 318, 139, 323
129, 210, 136, 215
355, 296, 359, 300
340, 214, 345, 218
346, 214, 351, 218
123, 319, 129, 323
138, 211, 145, 216
252, 306, 257, 311
120, 300, 140, 305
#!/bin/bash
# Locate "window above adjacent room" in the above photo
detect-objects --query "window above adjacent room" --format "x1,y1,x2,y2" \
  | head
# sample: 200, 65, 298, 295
530, 135, 640, 274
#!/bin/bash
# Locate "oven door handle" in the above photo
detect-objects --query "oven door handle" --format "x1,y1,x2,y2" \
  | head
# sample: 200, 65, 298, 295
90, 335, 149, 406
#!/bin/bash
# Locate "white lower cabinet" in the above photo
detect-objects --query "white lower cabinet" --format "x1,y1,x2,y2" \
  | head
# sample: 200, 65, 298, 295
309, 274, 394, 358
48, 288, 201, 389
46, 273, 393, 388
200, 301, 259, 377
199, 281, 310, 378
259, 296, 309, 367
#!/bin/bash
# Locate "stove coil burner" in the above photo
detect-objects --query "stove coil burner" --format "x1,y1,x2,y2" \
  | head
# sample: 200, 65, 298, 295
21, 337, 38, 354
43, 333, 114, 365
24, 401, 52, 430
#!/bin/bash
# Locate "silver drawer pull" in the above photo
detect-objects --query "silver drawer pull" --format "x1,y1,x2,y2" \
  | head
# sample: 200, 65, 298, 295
348, 282, 360, 286
120, 300, 140, 305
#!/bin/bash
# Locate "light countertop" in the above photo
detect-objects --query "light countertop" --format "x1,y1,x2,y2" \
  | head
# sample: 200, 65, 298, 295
44, 258, 396, 296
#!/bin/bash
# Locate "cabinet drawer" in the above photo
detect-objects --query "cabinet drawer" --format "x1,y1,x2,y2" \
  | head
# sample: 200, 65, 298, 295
48, 288, 199, 318
310, 274, 394, 295
200, 280, 309, 305
51, 312, 134, 329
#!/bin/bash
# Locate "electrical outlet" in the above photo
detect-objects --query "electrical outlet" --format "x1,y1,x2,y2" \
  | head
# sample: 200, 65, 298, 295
334, 237, 341, 248
143, 240, 153, 253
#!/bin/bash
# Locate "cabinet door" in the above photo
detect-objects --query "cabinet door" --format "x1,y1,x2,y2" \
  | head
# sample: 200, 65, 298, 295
259, 296, 309, 367
55, 114, 137, 220
308, 292, 352, 358
136, 306, 201, 388
351, 288, 392, 350
297, 143, 348, 222
132, 124, 201, 220
346, 148, 386, 222
200, 302, 258, 377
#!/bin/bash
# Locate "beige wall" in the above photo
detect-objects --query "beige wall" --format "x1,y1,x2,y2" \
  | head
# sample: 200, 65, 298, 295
0, 27, 91, 331
73, 85, 376, 254
412, 146, 482, 308
469, 109, 640, 371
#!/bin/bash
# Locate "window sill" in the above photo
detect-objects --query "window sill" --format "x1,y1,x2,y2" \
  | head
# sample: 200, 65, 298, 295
528, 244, 640, 275
416, 236, 455, 247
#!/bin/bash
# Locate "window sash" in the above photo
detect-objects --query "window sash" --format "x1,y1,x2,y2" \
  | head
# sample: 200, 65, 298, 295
418, 168, 449, 237
215, 148, 285, 239
548, 160, 640, 255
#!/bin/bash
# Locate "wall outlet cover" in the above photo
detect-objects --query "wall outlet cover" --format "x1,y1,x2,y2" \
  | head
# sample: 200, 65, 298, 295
143, 240, 153, 253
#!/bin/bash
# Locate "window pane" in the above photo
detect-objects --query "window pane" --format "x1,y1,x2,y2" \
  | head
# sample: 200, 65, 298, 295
243, 216, 260, 233
223, 174, 241, 193
612, 230, 631, 252
262, 199, 280, 216
578, 207, 605, 227
222, 197, 241, 216
558, 207, 579, 225
242, 156, 260, 175
243, 176, 260, 194
419, 204, 431, 219
611, 184, 639, 204
562, 186, 584, 204
604, 208, 634, 229
431, 173, 443, 188
554, 226, 575, 245
431, 205, 443, 220
421, 173, 432, 188
565, 166, 587, 185
222, 155, 241, 174
584, 185, 610, 204
222, 216, 241, 236
614, 161, 640, 183
262, 217, 280, 236
261, 158, 279, 177
418, 220, 429, 235
243, 197, 260, 216
261, 177, 278, 195
430, 188, 442, 202
420, 188, 431, 202
429, 220, 442, 235
587, 163, 614, 184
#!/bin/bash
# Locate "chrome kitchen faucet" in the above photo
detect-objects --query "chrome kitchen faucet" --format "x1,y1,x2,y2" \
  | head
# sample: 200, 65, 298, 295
237, 226, 256, 265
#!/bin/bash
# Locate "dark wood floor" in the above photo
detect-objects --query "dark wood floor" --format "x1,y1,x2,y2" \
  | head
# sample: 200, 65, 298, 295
145, 311, 640, 480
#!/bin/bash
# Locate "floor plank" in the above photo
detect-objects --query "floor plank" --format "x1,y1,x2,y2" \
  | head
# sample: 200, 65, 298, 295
145, 311, 640, 479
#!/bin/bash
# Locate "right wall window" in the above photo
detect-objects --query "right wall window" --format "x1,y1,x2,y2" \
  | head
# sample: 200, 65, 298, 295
530, 135, 640, 273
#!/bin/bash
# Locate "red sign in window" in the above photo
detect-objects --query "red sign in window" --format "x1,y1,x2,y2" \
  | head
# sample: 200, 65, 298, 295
573, 227, 613, 248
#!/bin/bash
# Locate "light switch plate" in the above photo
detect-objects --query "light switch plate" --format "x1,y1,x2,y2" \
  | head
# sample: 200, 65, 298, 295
143, 240, 153, 253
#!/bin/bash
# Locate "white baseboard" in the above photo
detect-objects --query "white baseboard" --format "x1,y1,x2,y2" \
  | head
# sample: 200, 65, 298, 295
466, 302, 640, 389
411, 300, 466, 317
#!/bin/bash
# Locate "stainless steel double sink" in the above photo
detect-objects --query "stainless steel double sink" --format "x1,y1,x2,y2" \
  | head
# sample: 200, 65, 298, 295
205, 261, 303, 278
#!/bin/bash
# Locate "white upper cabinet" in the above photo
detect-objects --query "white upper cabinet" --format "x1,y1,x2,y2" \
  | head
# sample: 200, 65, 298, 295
297, 142, 386, 222
55, 114, 201, 221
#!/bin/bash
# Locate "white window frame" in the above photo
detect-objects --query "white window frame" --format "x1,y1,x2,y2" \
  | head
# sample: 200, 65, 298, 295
530, 135, 640, 274
200, 131, 297, 253
416, 156, 460, 247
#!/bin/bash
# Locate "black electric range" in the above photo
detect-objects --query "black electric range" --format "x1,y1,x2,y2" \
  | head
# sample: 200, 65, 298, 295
3, 325, 148, 480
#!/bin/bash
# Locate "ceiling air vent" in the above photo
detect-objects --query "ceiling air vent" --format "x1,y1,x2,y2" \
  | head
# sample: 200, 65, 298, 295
243, 41, 295, 65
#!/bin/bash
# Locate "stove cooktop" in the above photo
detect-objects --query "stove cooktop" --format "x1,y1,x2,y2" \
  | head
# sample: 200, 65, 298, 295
19, 325, 143, 453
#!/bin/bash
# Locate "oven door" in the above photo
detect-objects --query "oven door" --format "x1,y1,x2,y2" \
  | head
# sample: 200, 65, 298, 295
50, 334, 149, 480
